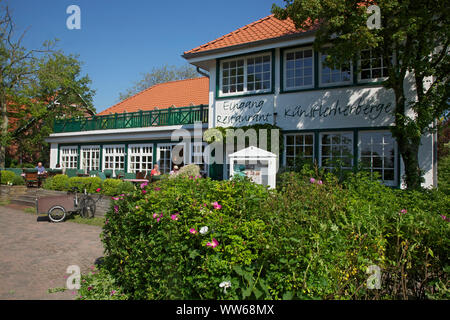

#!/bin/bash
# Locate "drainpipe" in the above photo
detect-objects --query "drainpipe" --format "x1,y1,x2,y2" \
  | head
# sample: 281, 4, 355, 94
196, 66, 210, 78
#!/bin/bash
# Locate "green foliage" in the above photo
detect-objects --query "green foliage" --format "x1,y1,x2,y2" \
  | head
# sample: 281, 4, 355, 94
77, 265, 129, 300
12, 174, 25, 185
98, 172, 449, 300
272, 0, 449, 189
101, 179, 124, 196
43, 174, 69, 191
176, 164, 201, 178
68, 176, 102, 193
0, 171, 15, 184
438, 155, 450, 195
43, 174, 133, 196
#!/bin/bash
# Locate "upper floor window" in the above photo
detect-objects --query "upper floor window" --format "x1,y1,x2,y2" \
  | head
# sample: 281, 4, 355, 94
220, 53, 272, 96
359, 49, 390, 82
284, 48, 314, 90
320, 53, 352, 86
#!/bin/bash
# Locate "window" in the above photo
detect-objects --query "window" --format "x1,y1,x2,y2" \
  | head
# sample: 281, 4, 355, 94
128, 144, 153, 174
157, 144, 185, 174
359, 49, 390, 81
284, 48, 314, 90
320, 53, 352, 86
359, 131, 397, 185
320, 132, 353, 170
103, 145, 125, 173
60, 147, 78, 169
220, 53, 272, 96
284, 134, 314, 167
80, 146, 100, 172
191, 142, 208, 175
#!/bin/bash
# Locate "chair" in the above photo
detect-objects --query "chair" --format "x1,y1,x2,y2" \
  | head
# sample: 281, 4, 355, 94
136, 171, 146, 179
96, 172, 107, 181
65, 168, 78, 178
123, 172, 136, 180
24, 169, 39, 187
115, 170, 125, 179
103, 170, 113, 178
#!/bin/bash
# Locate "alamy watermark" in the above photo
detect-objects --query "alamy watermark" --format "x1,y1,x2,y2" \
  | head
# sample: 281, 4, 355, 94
66, 5, 81, 30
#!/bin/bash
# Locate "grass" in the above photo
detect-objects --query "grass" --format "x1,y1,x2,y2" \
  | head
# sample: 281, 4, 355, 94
65, 215, 105, 227
0, 199, 10, 206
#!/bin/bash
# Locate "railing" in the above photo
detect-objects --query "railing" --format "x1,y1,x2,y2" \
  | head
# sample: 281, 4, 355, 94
53, 105, 208, 133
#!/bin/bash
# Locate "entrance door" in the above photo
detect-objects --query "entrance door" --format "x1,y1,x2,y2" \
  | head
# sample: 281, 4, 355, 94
157, 143, 185, 174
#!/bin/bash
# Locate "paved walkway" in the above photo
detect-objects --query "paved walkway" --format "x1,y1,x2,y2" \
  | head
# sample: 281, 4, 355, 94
0, 205, 104, 299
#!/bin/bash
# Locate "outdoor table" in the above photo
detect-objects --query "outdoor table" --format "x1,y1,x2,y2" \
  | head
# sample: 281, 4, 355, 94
77, 173, 90, 177
122, 179, 149, 184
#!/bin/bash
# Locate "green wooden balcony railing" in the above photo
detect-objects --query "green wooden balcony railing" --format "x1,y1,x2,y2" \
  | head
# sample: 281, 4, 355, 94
53, 104, 208, 133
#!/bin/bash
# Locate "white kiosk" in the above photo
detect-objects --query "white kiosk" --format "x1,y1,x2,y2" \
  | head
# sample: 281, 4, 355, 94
228, 146, 277, 189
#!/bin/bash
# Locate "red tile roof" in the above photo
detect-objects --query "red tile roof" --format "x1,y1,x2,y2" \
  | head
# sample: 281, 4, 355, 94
98, 77, 209, 115
184, 14, 317, 56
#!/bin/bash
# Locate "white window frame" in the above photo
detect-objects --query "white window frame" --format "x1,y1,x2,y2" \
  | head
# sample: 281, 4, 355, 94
283, 133, 315, 167
319, 52, 353, 87
80, 145, 100, 172
157, 143, 187, 174
60, 146, 78, 169
358, 49, 391, 83
102, 145, 125, 174
191, 142, 209, 175
283, 47, 315, 91
359, 130, 398, 186
128, 144, 153, 174
219, 52, 272, 97
319, 132, 354, 170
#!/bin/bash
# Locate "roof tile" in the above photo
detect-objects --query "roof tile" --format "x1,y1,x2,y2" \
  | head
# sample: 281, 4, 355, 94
98, 77, 209, 115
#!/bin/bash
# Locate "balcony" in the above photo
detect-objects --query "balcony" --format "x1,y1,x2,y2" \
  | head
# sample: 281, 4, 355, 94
53, 105, 208, 133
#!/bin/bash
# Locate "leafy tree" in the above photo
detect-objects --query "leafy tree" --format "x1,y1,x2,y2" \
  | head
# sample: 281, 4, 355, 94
273, 0, 450, 189
0, 3, 95, 167
118, 64, 200, 101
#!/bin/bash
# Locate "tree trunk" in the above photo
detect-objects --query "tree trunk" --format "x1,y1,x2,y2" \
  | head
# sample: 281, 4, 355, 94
0, 98, 8, 169
391, 82, 423, 189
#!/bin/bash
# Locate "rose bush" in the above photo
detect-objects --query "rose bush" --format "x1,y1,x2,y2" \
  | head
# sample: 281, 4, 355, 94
86, 172, 449, 300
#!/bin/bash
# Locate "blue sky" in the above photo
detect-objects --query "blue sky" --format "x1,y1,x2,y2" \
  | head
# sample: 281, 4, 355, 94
6, 0, 284, 113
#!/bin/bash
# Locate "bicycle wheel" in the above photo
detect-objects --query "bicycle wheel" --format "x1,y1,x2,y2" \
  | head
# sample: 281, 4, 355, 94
48, 205, 67, 223
80, 196, 96, 218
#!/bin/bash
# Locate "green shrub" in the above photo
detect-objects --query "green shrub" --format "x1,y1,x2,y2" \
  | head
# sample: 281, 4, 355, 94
117, 181, 135, 194
438, 155, 450, 195
12, 175, 25, 185
68, 177, 102, 193
0, 171, 16, 184
177, 164, 201, 178
77, 265, 129, 300
97, 170, 450, 300
46, 174, 70, 191
101, 179, 124, 196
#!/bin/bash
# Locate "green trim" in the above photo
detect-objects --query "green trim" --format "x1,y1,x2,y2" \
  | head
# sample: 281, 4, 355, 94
215, 49, 276, 100
278, 43, 386, 95
124, 143, 128, 173
353, 129, 358, 172
57, 144, 60, 167
282, 127, 400, 188
99, 144, 103, 171
77, 145, 81, 170
53, 104, 208, 133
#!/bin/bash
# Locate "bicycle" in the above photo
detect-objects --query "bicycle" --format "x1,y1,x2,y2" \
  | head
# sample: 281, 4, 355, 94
36, 183, 103, 223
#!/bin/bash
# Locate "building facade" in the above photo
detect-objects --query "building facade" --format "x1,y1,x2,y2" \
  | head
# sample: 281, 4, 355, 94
182, 15, 437, 188
47, 14, 437, 188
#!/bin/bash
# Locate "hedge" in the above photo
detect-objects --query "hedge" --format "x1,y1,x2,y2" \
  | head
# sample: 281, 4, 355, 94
89, 172, 449, 300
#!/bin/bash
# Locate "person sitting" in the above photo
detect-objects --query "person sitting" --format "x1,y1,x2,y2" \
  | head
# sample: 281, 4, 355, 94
169, 165, 179, 176
150, 164, 161, 176
36, 162, 46, 175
